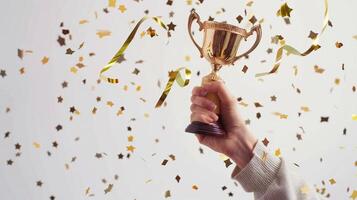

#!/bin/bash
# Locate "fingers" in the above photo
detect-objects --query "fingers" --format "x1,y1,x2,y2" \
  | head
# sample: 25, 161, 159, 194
192, 86, 207, 96
191, 95, 216, 111
201, 81, 235, 105
190, 110, 217, 123
190, 104, 218, 121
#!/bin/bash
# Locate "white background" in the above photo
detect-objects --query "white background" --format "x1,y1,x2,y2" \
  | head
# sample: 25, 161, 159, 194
0, 0, 356, 199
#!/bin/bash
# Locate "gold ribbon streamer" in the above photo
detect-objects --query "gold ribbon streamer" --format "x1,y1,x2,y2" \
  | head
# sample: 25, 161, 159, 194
99, 16, 191, 108
255, 0, 329, 77
155, 67, 191, 108
99, 16, 167, 83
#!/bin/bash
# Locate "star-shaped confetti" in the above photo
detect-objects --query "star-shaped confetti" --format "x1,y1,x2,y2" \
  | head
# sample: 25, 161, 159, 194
0, 69, 6, 78
167, 22, 176, 31
41, 56, 49, 64
108, 0, 116, 7
277, 3, 293, 18
146, 27, 157, 37
126, 145, 135, 153
118, 4, 126, 13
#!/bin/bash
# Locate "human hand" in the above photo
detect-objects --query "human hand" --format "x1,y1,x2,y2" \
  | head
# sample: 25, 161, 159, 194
190, 81, 258, 168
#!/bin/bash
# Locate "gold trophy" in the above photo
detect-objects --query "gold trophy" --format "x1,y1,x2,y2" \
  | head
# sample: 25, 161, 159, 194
185, 9, 262, 136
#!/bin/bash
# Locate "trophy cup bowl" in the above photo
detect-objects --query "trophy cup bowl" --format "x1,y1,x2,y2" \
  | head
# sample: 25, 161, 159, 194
185, 9, 262, 136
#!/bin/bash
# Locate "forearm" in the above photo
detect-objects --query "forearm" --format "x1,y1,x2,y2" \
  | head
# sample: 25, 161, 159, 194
231, 141, 318, 200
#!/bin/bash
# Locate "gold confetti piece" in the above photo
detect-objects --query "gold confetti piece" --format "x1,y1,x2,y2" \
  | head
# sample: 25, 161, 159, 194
273, 112, 288, 119
314, 65, 325, 73
175, 175, 181, 182
308, 31, 318, 39
92, 107, 97, 114
155, 67, 191, 108
70, 66, 78, 74
246, 1, 253, 6
96, 30, 111, 38
335, 41, 343, 48
353, 35, 357, 40
184, 55, 191, 61
300, 185, 310, 194
162, 159, 168, 165
106, 101, 114, 107
301, 106, 310, 112
293, 65, 298, 76
321, 116, 329, 122
164, 190, 171, 198
351, 190, 357, 200
352, 114, 357, 121
116, 106, 124, 116
19, 67, 25, 74
192, 185, 198, 190
146, 27, 157, 37
256, 0, 329, 77
118, 4, 127, 13
262, 138, 269, 146
79, 19, 89, 24
219, 154, 229, 161
127, 135, 134, 142
108, 0, 116, 7
99, 16, 167, 85
33, 142, 41, 149
242, 65, 248, 73
104, 184, 113, 194
126, 145, 135, 153
276, 3, 293, 17
254, 102, 263, 107
239, 102, 248, 107
224, 158, 233, 168
41, 56, 49, 64
275, 148, 281, 157
85, 187, 90, 195
328, 178, 336, 185
169, 154, 176, 161
334, 78, 340, 85
140, 31, 146, 38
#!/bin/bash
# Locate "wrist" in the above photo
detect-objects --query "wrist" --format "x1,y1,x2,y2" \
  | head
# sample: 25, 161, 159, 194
228, 132, 258, 169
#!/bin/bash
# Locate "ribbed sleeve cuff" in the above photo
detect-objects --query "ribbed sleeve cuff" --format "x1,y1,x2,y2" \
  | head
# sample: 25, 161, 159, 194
231, 141, 281, 193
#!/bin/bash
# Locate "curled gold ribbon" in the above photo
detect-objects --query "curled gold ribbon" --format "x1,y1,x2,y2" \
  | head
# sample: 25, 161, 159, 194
99, 16, 192, 108
256, 0, 329, 77
155, 67, 191, 108
99, 16, 167, 83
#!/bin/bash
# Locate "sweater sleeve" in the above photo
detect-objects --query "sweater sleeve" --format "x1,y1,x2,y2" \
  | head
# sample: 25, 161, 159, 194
231, 141, 319, 200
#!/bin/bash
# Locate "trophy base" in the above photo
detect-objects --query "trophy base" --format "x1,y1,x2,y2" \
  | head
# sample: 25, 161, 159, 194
185, 119, 226, 136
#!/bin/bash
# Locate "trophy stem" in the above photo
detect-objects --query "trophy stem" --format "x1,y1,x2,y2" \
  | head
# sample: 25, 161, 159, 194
212, 63, 222, 73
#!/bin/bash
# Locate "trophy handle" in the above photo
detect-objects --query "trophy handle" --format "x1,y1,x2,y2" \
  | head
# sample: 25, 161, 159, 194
188, 9, 204, 57
233, 24, 262, 63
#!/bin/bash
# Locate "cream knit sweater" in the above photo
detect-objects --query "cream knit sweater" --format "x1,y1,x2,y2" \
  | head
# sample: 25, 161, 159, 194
231, 142, 319, 200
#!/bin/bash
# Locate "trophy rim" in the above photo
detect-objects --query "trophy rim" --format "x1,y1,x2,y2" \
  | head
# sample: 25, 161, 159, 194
202, 21, 248, 37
